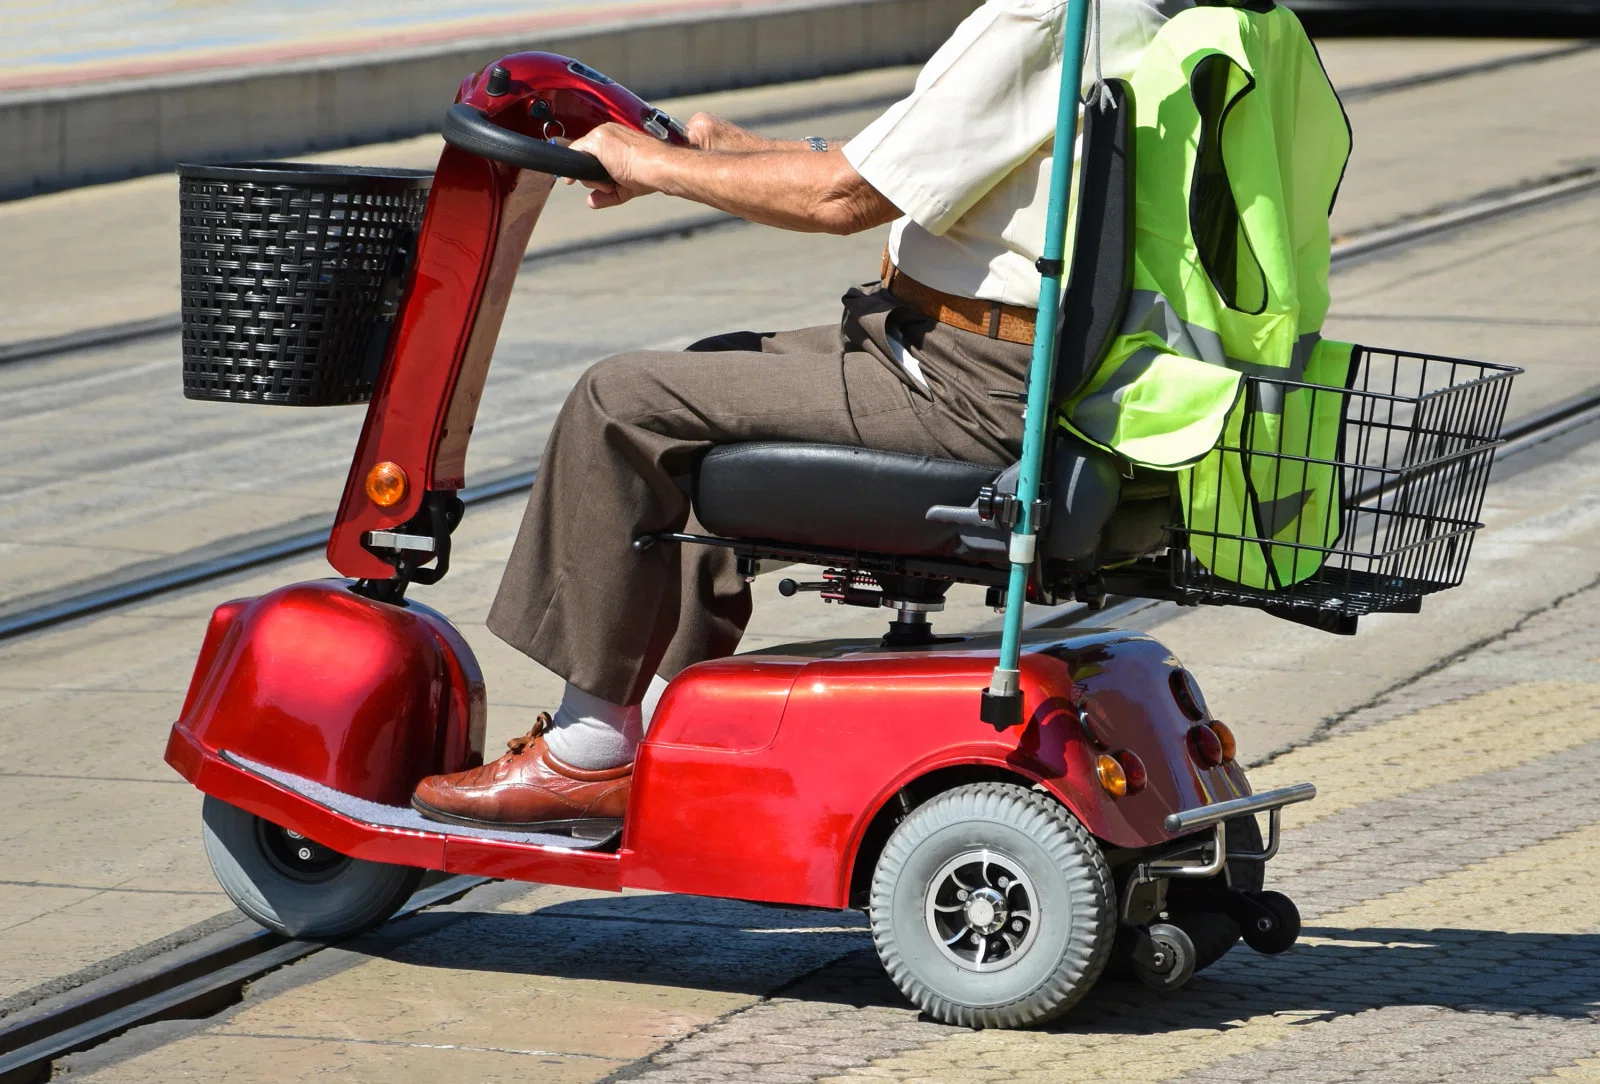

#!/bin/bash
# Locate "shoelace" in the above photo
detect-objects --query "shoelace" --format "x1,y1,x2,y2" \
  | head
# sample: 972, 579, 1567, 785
504, 711, 554, 756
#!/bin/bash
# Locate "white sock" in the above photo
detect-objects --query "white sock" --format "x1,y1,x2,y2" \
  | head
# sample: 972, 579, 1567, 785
542, 675, 670, 771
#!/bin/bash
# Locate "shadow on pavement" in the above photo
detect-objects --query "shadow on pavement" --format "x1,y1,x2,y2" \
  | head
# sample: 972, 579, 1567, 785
351, 898, 1600, 1029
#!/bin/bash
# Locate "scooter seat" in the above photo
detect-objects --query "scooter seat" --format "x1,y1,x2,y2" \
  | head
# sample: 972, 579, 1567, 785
691, 441, 1175, 568
694, 443, 1001, 559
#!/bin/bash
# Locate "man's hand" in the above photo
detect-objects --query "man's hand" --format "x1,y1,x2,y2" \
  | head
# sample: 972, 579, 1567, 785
565, 123, 666, 209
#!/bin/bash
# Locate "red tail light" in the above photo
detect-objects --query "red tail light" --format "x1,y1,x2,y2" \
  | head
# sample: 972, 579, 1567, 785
1114, 750, 1147, 794
1169, 669, 1208, 720
1077, 695, 1112, 748
1188, 723, 1224, 767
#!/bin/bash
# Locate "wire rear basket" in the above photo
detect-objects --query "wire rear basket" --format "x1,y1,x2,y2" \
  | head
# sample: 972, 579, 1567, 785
1171, 348, 1520, 616
179, 162, 433, 405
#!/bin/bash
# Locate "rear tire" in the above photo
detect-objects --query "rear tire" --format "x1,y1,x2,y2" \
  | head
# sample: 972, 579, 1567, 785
202, 796, 423, 938
869, 783, 1116, 1029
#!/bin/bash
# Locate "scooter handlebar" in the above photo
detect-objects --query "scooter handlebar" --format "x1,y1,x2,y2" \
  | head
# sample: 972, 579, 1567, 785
442, 103, 613, 183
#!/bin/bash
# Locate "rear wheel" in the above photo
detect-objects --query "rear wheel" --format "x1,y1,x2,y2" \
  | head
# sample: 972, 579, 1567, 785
869, 783, 1116, 1029
202, 796, 423, 938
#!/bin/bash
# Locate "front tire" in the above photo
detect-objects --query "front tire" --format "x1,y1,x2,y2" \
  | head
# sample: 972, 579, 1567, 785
869, 783, 1116, 1029
202, 796, 424, 938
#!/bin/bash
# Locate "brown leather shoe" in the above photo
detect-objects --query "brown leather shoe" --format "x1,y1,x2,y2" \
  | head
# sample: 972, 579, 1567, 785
411, 714, 631, 832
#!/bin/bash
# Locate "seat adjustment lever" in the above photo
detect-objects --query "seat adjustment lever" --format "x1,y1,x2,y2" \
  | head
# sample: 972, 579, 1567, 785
925, 504, 990, 528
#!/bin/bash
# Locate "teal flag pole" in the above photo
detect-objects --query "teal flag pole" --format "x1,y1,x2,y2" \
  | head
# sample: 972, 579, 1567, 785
980, 0, 1093, 730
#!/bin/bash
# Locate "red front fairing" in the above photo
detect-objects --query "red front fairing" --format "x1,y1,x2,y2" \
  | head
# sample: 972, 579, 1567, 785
167, 581, 486, 805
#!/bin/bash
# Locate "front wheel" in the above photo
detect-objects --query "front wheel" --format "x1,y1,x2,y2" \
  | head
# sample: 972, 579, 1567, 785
202, 796, 423, 938
869, 783, 1116, 1029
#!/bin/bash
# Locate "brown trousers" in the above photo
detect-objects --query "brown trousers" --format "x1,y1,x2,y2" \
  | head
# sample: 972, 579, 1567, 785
486, 284, 1031, 704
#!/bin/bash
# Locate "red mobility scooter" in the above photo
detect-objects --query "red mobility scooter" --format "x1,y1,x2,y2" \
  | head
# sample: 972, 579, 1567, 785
165, 46, 1515, 1027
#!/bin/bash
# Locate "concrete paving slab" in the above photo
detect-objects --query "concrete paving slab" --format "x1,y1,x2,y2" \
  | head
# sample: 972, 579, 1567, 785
1326, 188, 1600, 419
1152, 419, 1600, 763
4, 44, 1600, 1052
0, 869, 228, 1003
1312, 37, 1580, 89
57, 571, 1600, 1080
1332, 47, 1600, 237
0, 68, 912, 344
0, 0, 810, 88
83, 1033, 624, 1084
3, 184, 1597, 632
6, 42, 1596, 344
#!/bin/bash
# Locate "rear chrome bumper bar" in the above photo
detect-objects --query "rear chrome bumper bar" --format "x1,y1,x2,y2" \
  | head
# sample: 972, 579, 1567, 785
1121, 783, 1317, 921
1163, 782, 1317, 835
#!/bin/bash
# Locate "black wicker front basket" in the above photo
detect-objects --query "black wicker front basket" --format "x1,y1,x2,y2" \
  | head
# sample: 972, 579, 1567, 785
178, 162, 433, 405
1170, 348, 1520, 616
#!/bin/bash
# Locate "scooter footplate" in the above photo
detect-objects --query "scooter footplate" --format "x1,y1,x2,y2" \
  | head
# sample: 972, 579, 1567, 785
226, 753, 619, 851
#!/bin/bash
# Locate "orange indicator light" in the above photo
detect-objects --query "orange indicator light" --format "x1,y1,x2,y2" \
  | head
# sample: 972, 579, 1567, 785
1096, 754, 1128, 798
365, 461, 408, 507
1209, 720, 1237, 762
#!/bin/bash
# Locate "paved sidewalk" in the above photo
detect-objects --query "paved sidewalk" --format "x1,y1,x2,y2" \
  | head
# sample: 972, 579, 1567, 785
606, 585, 1600, 1084
0, 0, 801, 91
61, 534, 1600, 1082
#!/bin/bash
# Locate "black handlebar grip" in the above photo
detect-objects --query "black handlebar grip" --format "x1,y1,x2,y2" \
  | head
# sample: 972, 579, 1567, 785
441, 103, 614, 183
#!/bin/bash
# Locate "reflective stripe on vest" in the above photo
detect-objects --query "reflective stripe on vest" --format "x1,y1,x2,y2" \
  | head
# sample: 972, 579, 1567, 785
1060, 3, 1355, 589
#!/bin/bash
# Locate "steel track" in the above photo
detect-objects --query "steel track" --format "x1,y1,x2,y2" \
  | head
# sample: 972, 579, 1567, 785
0, 874, 488, 1084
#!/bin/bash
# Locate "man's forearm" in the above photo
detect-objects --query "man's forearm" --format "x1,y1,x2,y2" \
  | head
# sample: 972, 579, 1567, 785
567, 119, 900, 234
636, 143, 892, 235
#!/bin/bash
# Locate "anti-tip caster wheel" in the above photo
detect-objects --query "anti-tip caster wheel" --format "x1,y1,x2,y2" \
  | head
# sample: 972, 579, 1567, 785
868, 782, 1116, 1029
1239, 890, 1301, 955
202, 796, 423, 939
1132, 922, 1196, 992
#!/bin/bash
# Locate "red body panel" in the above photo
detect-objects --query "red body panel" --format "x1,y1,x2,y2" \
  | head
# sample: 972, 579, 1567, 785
624, 629, 1248, 908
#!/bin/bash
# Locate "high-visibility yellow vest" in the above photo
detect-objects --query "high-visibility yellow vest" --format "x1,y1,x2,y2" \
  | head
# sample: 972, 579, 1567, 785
1062, 2, 1355, 589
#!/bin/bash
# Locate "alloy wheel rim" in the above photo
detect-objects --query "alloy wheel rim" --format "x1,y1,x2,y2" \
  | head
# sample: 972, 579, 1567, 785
924, 849, 1039, 972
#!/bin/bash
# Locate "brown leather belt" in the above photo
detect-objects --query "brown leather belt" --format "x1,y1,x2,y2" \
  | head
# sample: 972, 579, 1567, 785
880, 249, 1036, 345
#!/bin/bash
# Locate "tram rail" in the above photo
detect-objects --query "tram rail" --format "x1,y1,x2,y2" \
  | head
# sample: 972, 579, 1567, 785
1, 161, 1597, 643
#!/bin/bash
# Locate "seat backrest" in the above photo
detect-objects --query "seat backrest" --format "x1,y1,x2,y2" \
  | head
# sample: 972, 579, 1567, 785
1052, 79, 1136, 405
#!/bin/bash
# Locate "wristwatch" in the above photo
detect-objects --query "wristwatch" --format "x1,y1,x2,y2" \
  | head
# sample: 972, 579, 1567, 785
804, 136, 829, 152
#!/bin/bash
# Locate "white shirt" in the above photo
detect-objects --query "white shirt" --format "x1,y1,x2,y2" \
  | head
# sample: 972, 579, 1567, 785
845, 0, 1189, 308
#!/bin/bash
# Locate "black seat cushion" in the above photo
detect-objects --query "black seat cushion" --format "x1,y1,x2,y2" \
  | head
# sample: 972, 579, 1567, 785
694, 443, 1001, 558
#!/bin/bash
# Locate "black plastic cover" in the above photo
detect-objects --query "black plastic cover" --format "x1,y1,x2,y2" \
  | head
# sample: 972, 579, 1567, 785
694, 443, 1001, 558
